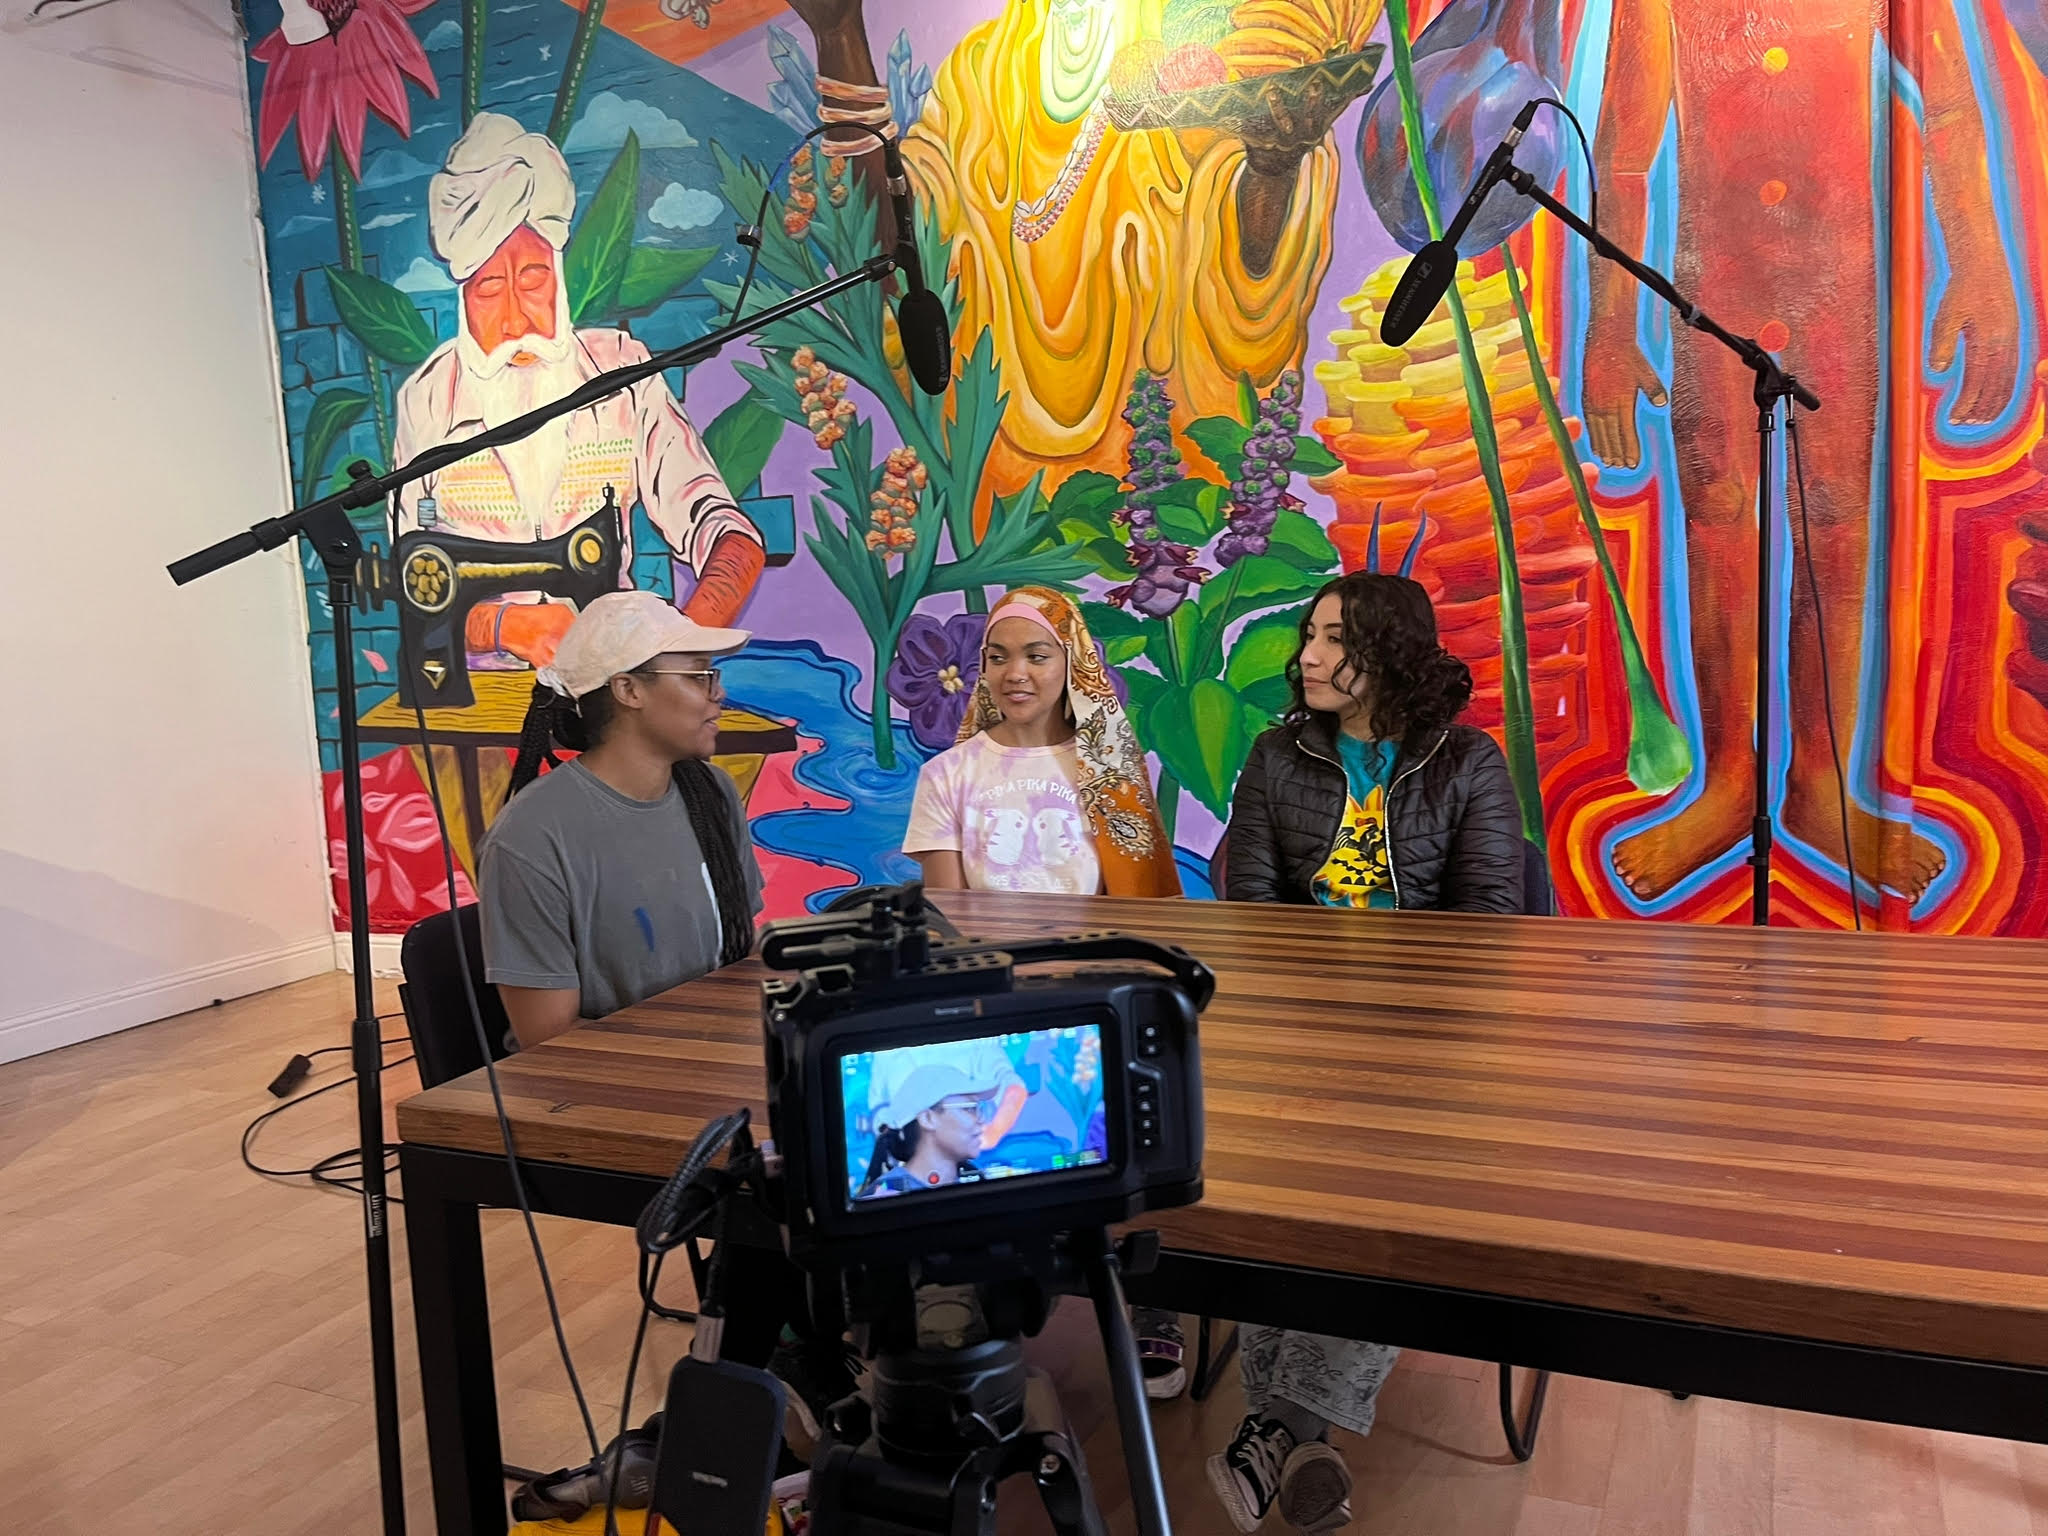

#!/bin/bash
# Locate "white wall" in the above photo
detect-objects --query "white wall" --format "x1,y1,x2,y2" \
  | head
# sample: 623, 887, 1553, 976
0, 0, 334, 1063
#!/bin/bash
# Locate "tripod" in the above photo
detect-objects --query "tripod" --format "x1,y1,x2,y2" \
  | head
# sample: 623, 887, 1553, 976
1498, 160, 1822, 926
166, 251, 905, 1535
812, 1229, 1173, 1536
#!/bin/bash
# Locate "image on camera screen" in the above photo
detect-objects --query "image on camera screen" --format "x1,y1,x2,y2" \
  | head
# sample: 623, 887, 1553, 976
841, 1024, 1109, 1205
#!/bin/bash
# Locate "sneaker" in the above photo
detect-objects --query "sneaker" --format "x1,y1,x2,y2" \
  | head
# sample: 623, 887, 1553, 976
767, 1336, 863, 1461
1134, 1309, 1187, 1400
1207, 1414, 1295, 1533
1278, 1440, 1352, 1533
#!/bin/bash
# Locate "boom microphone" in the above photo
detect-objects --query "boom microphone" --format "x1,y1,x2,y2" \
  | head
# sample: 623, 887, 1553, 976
1379, 99, 1544, 347
882, 138, 954, 397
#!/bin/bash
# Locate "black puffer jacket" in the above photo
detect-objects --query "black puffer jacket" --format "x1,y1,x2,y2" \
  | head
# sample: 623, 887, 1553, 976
1225, 715, 1525, 911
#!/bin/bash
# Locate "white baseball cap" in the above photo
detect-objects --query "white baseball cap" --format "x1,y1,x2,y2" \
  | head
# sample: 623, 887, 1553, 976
878, 1063, 998, 1133
537, 589, 749, 700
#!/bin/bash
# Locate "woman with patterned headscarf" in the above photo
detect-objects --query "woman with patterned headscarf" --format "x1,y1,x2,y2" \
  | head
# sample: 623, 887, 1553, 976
902, 587, 1181, 898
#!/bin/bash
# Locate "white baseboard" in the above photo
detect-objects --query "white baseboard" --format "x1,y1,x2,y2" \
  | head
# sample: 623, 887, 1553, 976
333, 932, 405, 978
0, 936, 337, 1066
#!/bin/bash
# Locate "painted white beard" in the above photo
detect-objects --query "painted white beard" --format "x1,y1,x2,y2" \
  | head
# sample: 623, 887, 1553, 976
457, 327, 580, 530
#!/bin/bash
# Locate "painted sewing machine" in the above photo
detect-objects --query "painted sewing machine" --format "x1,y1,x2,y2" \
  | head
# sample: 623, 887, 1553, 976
355, 492, 623, 710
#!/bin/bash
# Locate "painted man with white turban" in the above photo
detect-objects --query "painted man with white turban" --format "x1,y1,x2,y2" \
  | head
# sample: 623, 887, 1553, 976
392, 113, 765, 668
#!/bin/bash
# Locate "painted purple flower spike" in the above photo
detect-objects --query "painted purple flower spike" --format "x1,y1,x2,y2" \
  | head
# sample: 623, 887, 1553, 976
1357, 0, 1568, 257
1217, 370, 1305, 569
887, 612, 986, 750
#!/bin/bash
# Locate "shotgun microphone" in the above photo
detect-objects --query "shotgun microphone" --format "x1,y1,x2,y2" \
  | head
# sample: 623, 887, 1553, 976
1379, 99, 1543, 347
882, 138, 954, 396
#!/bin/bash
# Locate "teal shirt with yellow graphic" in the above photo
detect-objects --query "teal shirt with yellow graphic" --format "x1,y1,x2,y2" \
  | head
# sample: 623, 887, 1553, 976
1311, 736, 1398, 910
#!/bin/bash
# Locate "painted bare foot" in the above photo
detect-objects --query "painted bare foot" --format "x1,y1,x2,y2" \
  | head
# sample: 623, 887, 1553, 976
1612, 776, 1753, 900
1782, 783, 1947, 905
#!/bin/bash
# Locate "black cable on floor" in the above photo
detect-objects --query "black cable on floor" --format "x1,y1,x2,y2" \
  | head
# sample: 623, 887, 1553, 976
241, 1054, 413, 1201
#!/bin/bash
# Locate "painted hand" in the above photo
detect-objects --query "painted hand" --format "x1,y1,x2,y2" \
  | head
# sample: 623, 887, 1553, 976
682, 532, 767, 628
1931, 258, 2021, 427
464, 599, 575, 666
1582, 334, 1667, 470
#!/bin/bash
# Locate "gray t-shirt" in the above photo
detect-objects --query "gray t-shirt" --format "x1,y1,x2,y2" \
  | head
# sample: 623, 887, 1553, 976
478, 759, 764, 1020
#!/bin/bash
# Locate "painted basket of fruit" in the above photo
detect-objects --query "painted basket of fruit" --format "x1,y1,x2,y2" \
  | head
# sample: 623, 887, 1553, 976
1105, 0, 1386, 145
1106, 43, 1384, 143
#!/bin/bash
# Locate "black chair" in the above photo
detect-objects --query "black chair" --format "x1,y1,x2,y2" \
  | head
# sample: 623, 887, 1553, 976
398, 904, 705, 1332
397, 904, 514, 1089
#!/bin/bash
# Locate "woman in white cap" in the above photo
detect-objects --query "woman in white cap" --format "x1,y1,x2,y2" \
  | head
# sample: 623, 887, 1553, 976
856, 1057, 1005, 1198
479, 589, 760, 1051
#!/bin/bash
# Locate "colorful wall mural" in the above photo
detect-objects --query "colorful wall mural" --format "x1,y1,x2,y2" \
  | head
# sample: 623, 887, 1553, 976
241, 0, 2048, 935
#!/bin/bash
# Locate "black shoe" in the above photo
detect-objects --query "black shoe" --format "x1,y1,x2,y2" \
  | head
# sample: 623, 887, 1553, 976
1207, 1414, 1295, 1533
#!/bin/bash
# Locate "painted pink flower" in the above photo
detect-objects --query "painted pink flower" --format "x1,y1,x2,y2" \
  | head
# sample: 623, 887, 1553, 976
252, 0, 439, 182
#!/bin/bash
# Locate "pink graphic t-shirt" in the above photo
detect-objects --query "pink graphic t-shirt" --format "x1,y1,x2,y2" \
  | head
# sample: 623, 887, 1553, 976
902, 733, 1103, 894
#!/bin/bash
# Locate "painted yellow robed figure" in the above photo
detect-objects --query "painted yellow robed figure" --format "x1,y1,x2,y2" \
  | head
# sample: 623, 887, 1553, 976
790, 0, 1378, 501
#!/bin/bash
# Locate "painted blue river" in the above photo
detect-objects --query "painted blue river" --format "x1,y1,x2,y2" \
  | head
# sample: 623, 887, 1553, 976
723, 641, 1214, 911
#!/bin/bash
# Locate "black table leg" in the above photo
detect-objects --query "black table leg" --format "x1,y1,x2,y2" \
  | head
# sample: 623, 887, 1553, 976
403, 1145, 507, 1536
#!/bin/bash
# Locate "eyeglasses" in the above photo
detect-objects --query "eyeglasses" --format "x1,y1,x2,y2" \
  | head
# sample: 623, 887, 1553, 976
935, 1095, 997, 1123
639, 664, 725, 698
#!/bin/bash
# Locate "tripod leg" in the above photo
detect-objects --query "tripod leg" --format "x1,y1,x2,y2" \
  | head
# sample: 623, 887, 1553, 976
1079, 1232, 1174, 1536
1020, 1373, 1108, 1536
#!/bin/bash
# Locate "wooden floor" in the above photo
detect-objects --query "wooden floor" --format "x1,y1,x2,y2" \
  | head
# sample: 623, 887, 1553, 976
5, 974, 2047, 1535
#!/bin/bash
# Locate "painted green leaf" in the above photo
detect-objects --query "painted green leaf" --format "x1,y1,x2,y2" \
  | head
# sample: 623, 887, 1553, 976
566, 130, 640, 324
324, 267, 435, 368
1106, 635, 1148, 664
1081, 601, 1146, 643
1066, 535, 1133, 580
1186, 416, 1251, 480
1047, 469, 1125, 539
1241, 675, 1293, 720
1153, 498, 1213, 547
1237, 371, 1260, 426
1207, 554, 1323, 627
1184, 678, 1248, 816
299, 387, 370, 506
1168, 596, 1201, 685
617, 244, 718, 312
1121, 665, 1172, 726
1291, 435, 1343, 478
1224, 604, 1308, 692
703, 391, 787, 497
1266, 509, 1339, 572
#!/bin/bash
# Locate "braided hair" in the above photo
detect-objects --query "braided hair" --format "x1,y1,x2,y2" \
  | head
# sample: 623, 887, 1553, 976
509, 678, 754, 968
860, 1121, 922, 1195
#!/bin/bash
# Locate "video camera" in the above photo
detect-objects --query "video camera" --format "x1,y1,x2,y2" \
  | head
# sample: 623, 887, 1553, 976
640, 883, 1214, 1536
758, 882, 1213, 1268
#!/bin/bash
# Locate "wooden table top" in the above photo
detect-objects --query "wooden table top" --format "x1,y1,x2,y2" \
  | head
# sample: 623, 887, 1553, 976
395, 891, 2048, 1368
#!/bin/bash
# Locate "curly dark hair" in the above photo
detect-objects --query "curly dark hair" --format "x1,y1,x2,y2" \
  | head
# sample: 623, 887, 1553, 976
1284, 572, 1473, 744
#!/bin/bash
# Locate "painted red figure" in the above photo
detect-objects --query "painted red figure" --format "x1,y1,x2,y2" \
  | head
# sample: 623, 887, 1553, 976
1582, 0, 2020, 905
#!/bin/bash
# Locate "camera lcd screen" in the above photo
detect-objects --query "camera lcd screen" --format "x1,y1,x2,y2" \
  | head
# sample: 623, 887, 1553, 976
840, 1024, 1109, 1206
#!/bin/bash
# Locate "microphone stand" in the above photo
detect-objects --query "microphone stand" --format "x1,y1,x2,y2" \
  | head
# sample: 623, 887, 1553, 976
166, 250, 901, 1535
1499, 161, 1820, 927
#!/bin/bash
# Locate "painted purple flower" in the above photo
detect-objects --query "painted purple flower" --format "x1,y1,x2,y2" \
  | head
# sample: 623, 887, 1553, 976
1106, 539, 1209, 618
887, 612, 986, 749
